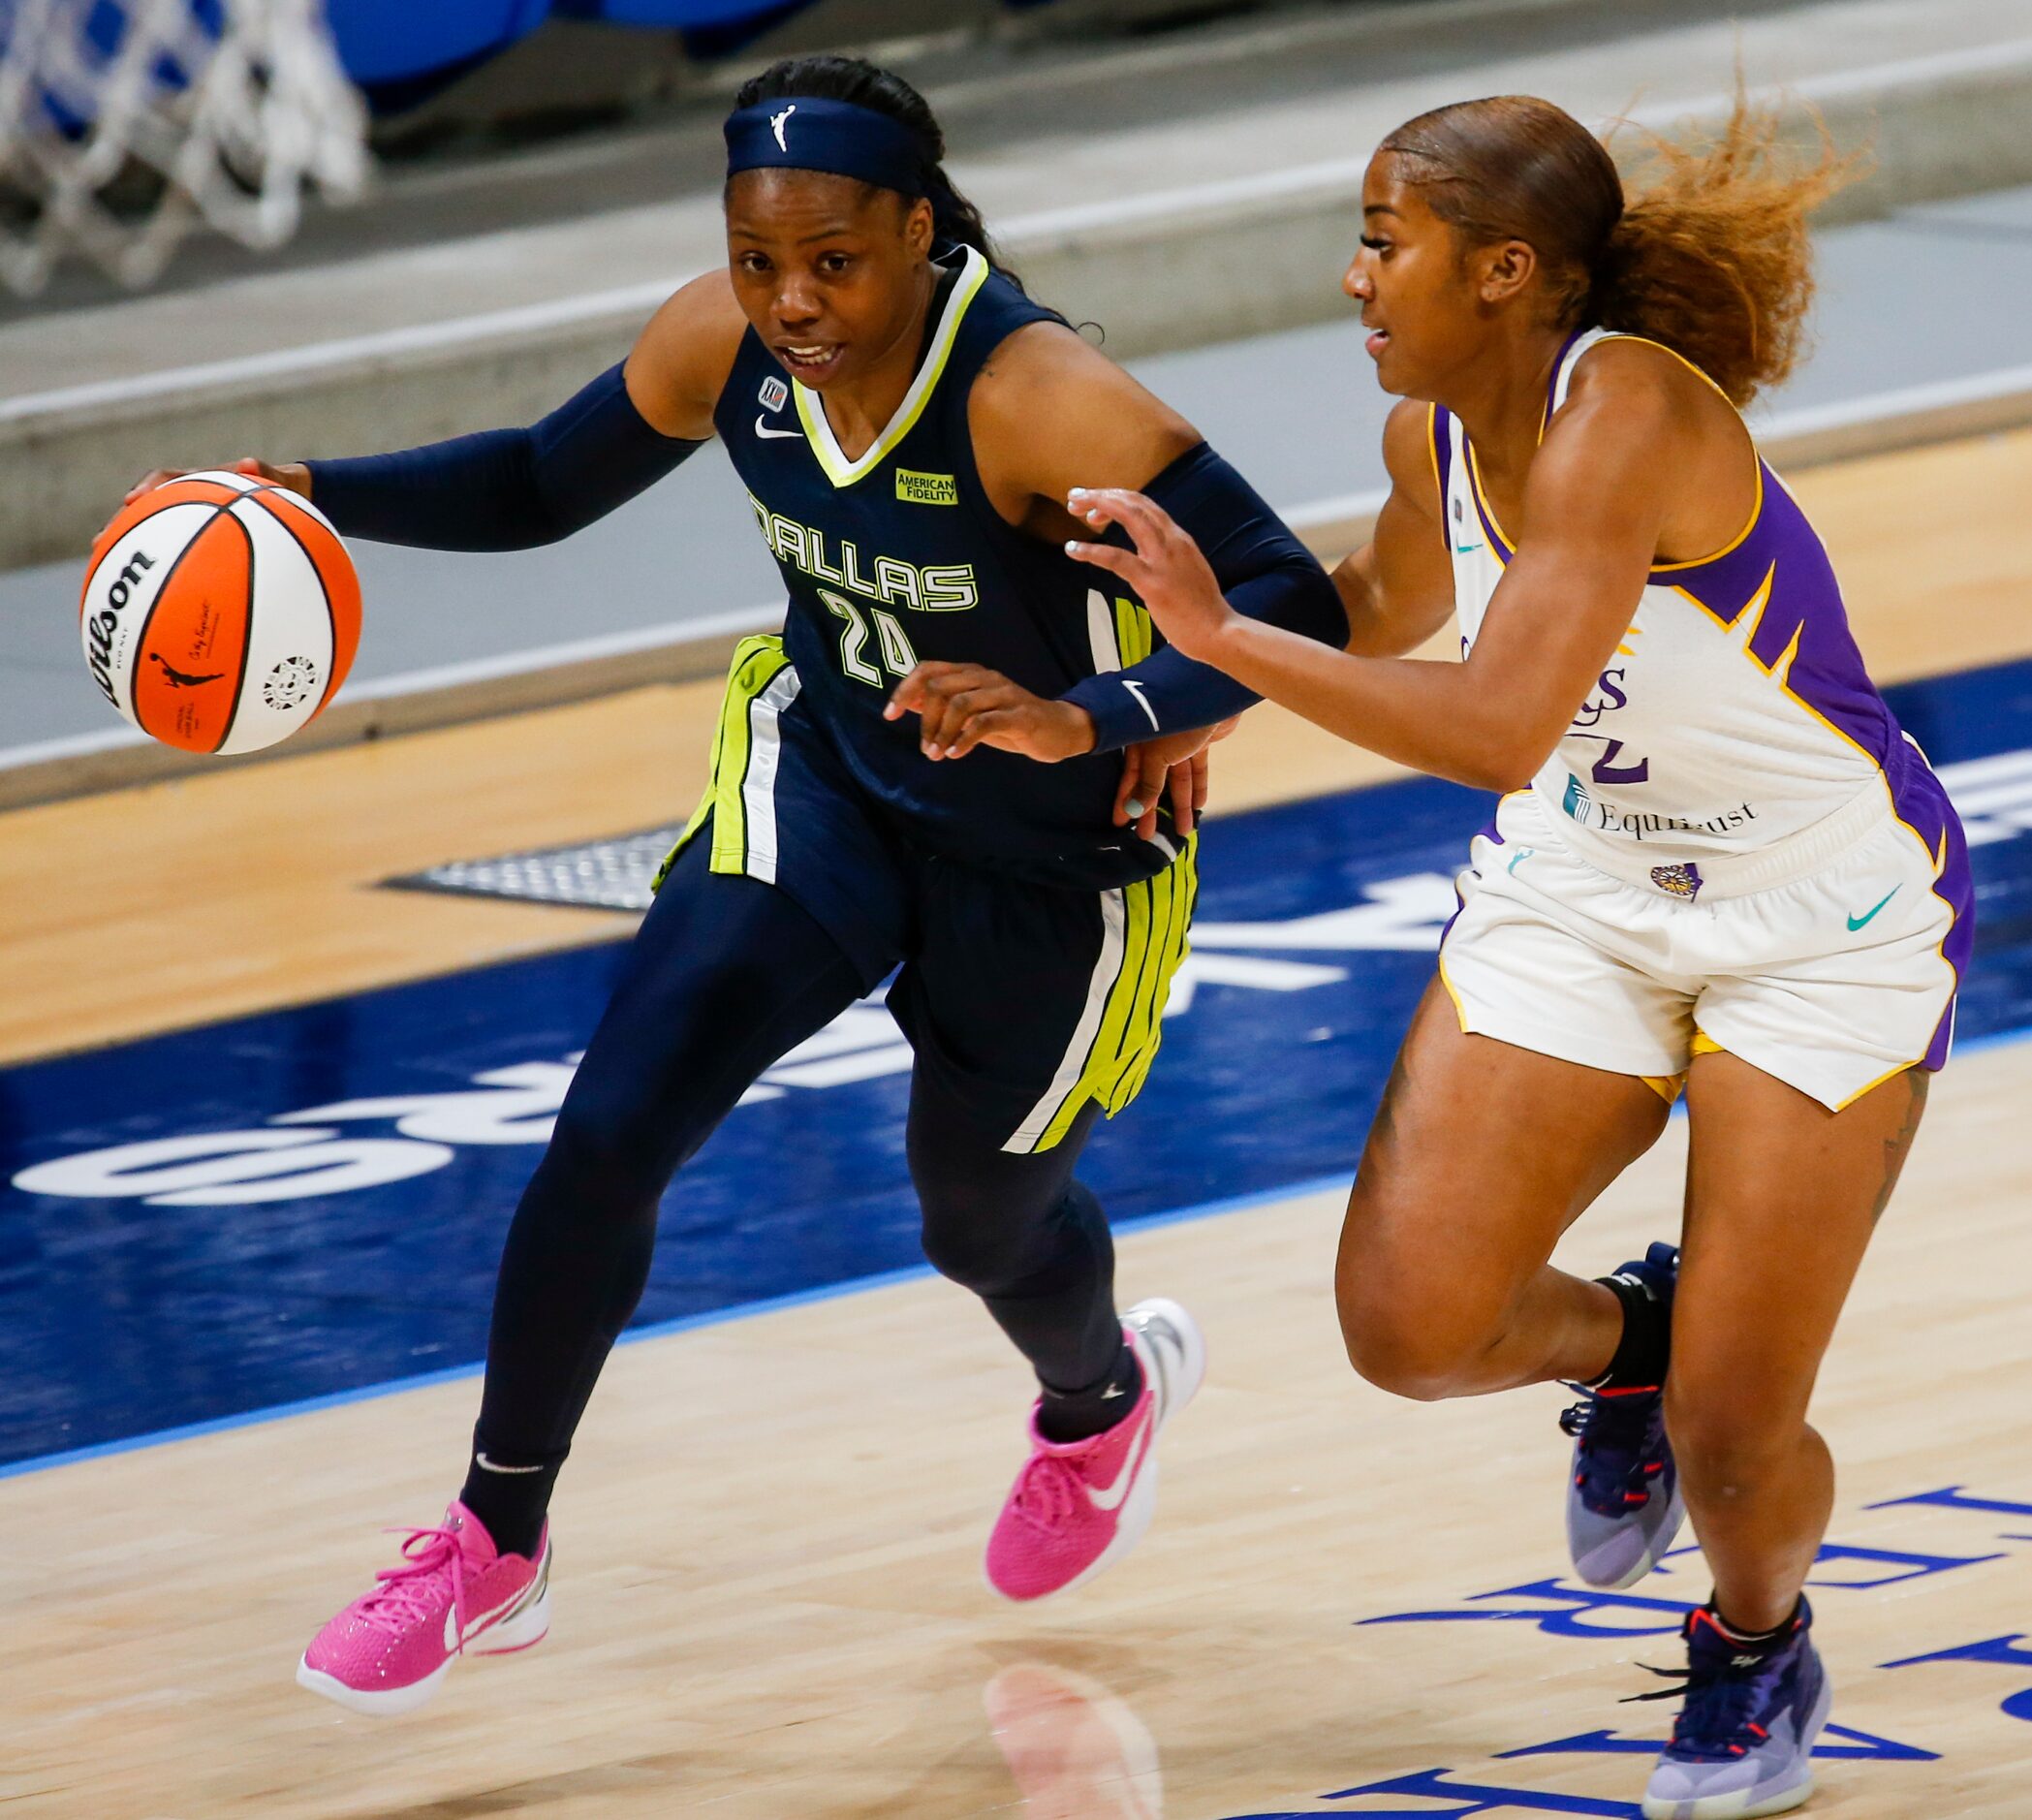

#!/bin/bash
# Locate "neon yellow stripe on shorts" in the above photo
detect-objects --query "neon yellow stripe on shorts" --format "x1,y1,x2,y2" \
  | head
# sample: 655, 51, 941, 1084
1031, 833, 1199, 1151
1111, 595, 1154, 668
652, 634, 793, 893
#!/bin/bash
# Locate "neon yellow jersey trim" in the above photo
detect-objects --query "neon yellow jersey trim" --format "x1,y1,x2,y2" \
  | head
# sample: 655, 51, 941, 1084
793, 246, 992, 490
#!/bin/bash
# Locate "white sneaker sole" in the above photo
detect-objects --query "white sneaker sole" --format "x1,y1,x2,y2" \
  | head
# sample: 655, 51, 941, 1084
988, 1298, 1206, 1603
295, 1560, 552, 1716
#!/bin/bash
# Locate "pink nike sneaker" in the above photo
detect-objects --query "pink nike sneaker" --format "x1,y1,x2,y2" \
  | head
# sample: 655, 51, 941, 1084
986, 1298, 1205, 1602
296, 1501, 550, 1715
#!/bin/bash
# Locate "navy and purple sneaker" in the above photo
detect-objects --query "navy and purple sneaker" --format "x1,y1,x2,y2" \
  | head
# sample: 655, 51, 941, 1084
1636, 1599, 1831, 1819
1561, 1240, 1683, 1588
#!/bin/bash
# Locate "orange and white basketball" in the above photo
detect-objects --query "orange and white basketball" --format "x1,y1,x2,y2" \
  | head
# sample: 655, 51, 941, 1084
79, 470, 362, 756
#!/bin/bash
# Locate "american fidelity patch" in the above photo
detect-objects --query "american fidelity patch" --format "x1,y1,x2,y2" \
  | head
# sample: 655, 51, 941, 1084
895, 469, 958, 506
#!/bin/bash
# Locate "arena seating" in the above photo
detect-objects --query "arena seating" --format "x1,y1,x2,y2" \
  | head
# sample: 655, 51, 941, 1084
328, 0, 1067, 110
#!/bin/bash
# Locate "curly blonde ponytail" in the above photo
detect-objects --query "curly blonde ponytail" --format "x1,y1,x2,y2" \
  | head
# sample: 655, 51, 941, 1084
1595, 97, 1864, 404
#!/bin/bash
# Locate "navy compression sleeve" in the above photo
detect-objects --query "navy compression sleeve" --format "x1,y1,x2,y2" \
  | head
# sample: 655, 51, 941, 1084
1059, 443, 1346, 752
303, 363, 704, 550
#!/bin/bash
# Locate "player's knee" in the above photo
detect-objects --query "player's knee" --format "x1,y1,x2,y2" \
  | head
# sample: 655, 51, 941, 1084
918, 1195, 1022, 1291
1335, 1280, 1484, 1400
539, 1094, 672, 1216
1335, 1218, 1485, 1399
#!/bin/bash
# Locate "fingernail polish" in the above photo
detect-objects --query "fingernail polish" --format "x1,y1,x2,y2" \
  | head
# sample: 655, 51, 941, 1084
1123, 799, 1144, 819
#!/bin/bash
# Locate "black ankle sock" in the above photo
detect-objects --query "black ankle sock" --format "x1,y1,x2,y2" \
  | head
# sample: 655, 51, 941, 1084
1704, 1597, 1802, 1652
1036, 1338, 1142, 1443
458, 1442, 563, 1559
1592, 1269, 1672, 1391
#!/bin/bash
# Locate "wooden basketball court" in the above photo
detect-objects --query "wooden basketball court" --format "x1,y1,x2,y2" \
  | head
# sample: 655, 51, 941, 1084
6, 427, 2032, 1818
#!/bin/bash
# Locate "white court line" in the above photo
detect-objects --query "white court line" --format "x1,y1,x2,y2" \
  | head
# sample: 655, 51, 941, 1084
5, 41, 2029, 430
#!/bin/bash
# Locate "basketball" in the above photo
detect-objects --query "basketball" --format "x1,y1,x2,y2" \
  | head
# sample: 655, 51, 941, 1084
79, 470, 361, 756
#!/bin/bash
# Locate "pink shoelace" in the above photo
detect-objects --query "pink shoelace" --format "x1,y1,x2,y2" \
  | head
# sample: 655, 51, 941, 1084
354, 1523, 468, 1642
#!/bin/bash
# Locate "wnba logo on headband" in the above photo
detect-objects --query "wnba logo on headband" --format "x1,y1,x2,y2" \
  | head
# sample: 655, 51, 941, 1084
725, 97, 928, 199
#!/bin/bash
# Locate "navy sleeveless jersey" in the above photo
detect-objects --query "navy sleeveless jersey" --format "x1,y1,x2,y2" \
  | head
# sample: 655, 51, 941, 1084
712, 245, 1177, 891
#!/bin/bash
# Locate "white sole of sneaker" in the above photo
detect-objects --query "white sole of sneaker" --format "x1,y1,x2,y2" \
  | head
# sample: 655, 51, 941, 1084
296, 1653, 453, 1716
469, 1584, 552, 1655
1641, 1769, 1815, 1820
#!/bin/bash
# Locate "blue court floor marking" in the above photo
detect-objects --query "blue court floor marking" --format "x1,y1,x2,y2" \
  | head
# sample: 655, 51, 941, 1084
15, 1018, 2032, 1486
0, 1169, 1351, 1483
7, 655, 2032, 1471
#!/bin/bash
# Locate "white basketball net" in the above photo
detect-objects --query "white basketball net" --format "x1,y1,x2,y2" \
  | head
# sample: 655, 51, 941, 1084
0, 0, 369, 295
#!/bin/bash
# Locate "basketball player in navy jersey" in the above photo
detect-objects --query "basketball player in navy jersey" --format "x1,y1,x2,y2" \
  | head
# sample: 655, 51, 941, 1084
135, 55, 1343, 1712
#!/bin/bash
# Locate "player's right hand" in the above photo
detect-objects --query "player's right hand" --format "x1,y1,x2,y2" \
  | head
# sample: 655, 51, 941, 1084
124, 456, 311, 506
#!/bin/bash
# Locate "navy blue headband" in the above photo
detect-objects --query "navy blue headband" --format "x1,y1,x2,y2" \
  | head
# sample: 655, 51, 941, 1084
724, 98, 928, 198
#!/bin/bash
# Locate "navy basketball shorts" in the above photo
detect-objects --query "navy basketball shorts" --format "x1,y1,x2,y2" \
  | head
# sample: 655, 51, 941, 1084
655, 635, 1199, 1153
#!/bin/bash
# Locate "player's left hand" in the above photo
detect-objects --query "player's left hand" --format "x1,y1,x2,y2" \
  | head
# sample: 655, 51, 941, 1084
1115, 718, 1238, 840
886, 662, 1096, 764
1065, 487, 1237, 664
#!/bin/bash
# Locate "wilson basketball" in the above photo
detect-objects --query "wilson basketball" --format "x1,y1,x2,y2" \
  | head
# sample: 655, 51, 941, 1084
79, 470, 361, 756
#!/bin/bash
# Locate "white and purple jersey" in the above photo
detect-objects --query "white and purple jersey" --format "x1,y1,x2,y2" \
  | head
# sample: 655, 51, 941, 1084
1438, 329, 1954, 863
1430, 327, 1972, 1075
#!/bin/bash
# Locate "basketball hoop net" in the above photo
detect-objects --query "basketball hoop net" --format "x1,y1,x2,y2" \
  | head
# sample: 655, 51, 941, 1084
0, 0, 369, 296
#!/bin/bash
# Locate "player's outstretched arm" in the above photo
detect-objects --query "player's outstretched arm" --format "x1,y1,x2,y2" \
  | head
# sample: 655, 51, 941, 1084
1069, 367, 1681, 792
125, 273, 748, 552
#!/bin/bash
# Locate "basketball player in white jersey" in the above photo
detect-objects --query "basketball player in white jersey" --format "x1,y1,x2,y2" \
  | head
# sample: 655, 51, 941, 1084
1017, 97, 1972, 1820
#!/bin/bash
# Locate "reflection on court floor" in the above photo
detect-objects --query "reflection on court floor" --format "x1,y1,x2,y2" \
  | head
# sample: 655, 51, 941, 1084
1001, 1479, 2032, 1817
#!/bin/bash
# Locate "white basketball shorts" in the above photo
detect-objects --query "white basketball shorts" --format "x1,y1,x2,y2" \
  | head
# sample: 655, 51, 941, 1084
1437, 786, 1967, 1111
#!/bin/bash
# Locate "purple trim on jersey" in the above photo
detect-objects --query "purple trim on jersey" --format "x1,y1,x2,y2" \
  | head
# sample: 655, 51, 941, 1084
1545, 328, 1590, 428
1662, 462, 1975, 1062
1431, 406, 1457, 550
1465, 448, 1516, 563
1664, 467, 1899, 768
1901, 760, 1976, 1073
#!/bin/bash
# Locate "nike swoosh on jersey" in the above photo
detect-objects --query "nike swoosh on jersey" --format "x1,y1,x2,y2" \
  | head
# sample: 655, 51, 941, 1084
1085, 1409, 1153, 1513
755, 417, 802, 440
1848, 887, 1900, 931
